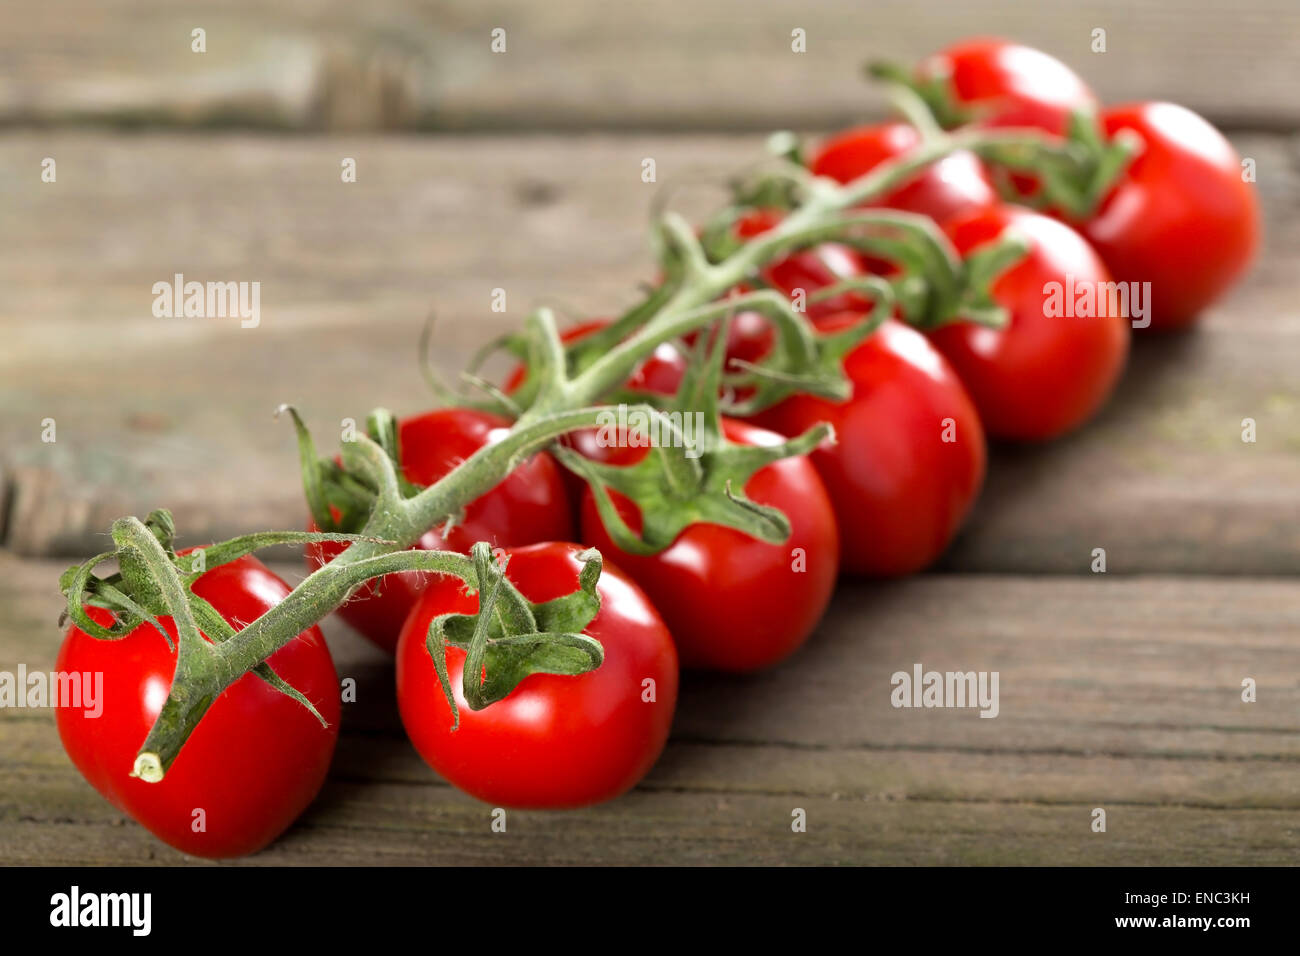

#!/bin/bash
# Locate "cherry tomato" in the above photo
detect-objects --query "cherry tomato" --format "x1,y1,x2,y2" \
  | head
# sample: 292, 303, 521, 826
929, 205, 1130, 440
578, 418, 838, 672
1073, 102, 1260, 330
753, 316, 985, 577
396, 542, 678, 808
810, 122, 996, 224
56, 555, 340, 858
305, 408, 572, 653
918, 38, 1096, 135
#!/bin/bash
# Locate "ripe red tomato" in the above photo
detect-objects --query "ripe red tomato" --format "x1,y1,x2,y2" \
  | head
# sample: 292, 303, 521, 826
1073, 102, 1260, 330
305, 408, 572, 653
928, 205, 1130, 440
578, 418, 839, 672
396, 542, 678, 807
753, 316, 985, 576
918, 38, 1096, 135
56, 554, 340, 858
810, 122, 996, 224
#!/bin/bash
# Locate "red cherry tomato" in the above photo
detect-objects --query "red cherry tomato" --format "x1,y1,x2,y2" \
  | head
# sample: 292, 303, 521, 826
396, 542, 678, 807
578, 418, 839, 672
734, 209, 870, 319
56, 555, 340, 858
305, 408, 572, 653
929, 205, 1130, 440
1073, 102, 1260, 330
753, 317, 985, 576
918, 38, 1096, 135
810, 122, 996, 224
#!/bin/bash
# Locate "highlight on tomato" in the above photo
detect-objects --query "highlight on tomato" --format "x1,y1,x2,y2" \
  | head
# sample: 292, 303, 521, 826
56, 555, 341, 858
396, 542, 678, 808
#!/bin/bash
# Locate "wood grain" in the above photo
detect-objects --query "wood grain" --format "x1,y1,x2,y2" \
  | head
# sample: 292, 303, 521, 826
2, 1, 1298, 131
1, 132, 1296, 572
1, 556, 1296, 865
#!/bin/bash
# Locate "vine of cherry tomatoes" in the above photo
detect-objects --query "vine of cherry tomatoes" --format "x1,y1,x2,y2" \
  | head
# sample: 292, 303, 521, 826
56, 37, 1259, 856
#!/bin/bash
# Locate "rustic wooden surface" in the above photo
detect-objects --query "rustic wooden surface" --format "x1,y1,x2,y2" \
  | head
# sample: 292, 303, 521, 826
3, 555, 1297, 865
3, 1, 1300, 131
1, 8, 1298, 865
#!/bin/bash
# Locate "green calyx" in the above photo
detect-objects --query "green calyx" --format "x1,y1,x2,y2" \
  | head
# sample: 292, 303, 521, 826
282, 404, 424, 535
555, 323, 834, 555
423, 542, 605, 727
867, 58, 976, 132
719, 279, 896, 415
694, 200, 1025, 368
970, 108, 1140, 219
868, 57, 1139, 220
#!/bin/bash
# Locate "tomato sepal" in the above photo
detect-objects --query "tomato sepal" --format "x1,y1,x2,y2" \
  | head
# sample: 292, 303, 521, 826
556, 327, 836, 554
418, 542, 605, 727
867, 58, 975, 131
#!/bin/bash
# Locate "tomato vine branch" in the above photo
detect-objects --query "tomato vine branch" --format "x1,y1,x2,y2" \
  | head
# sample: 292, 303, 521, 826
61, 117, 1129, 781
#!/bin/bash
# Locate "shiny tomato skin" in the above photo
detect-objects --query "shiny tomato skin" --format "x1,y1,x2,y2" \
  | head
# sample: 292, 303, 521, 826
929, 206, 1130, 440
55, 555, 340, 858
395, 542, 678, 808
579, 419, 840, 672
1075, 102, 1260, 330
810, 122, 996, 224
920, 38, 1096, 135
305, 408, 572, 653
753, 317, 985, 577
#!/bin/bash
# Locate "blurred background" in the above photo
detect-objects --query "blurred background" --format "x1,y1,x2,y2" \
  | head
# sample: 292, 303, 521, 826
1, 1, 1298, 865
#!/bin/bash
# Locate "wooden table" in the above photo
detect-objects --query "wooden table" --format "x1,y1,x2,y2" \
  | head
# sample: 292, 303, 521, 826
1, 2, 1297, 865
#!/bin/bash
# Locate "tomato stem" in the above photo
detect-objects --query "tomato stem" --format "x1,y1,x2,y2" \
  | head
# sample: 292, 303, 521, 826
66, 106, 1109, 781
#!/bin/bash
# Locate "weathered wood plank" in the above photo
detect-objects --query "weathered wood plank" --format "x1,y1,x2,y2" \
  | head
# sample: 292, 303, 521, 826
1, 132, 1296, 572
2, 555, 1296, 864
2, 1, 1299, 130
5, 780, 1296, 866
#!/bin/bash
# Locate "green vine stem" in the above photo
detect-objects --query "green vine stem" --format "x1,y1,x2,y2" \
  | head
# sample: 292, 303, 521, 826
64, 117, 1131, 782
